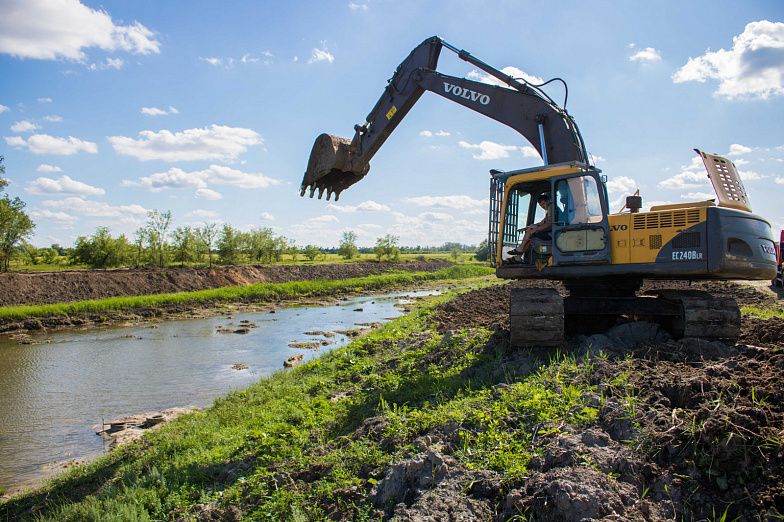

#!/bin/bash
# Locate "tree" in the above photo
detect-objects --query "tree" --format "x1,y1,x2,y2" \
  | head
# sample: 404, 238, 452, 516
338, 231, 359, 260
145, 209, 172, 267
303, 244, 321, 261
172, 226, 197, 267
474, 239, 490, 261
217, 224, 242, 265
450, 246, 462, 262
70, 227, 132, 268
196, 223, 218, 267
374, 234, 400, 262
0, 157, 35, 271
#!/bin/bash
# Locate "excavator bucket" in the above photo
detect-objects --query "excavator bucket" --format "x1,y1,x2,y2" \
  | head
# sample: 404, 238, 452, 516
300, 134, 370, 200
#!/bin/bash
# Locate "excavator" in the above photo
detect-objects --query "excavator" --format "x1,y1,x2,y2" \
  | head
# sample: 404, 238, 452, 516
300, 36, 778, 346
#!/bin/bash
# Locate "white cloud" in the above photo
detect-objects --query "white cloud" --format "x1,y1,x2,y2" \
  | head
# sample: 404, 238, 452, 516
308, 45, 334, 64
348, 2, 369, 11
141, 106, 178, 116
10, 120, 38, 133
419, 129, 450, 138
405, 195, 485, 210
125, 165, 279, 193
43, 115, 62, 122
36, 163, 62, 173
195, 188, 223, 200
776, 177, 784, 185
30, 209, 78, 224
5, 134, 97, 155
629, 47, 662, 63
27, 175, 104, 196
467, 66, 544, 87
739, 169, 764, 181
606, 176, 638, 194
672, 20, 784, 99
681, 192, 716, 200
200, 57, 223, 66
108, 125, 262, 162
0, 104, 9, 113
303, 215, 339, 226
659, 170, 709, 190
326, 199, 390, 213
37, 97, 52, 103
0, 0, 159, 60
589, 153, 607, 163
42, 197, 147, 217
458, 140, 538, 160
260, 212, 274, 221
188, 209, 220, 219
728, 143, 752, 156
88, 57, 124, 70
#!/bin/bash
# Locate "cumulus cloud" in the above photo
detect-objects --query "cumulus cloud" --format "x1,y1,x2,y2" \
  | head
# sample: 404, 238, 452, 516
348, 2, 369, 11
458, 140, 539, 160
308, 44, 334, 64
419, 130, 451, 138
43, 115, 62, 122
303, 215, 339, 226
108, 125, 262, 162
30, 209, 78, 224
37, 164, 62, 173
200, 51, 273, 68
10, 120, 38, 133
260, 212, 274, 221
0, 104, 9, 113
37, 97, 52, 103
672, 20, 784, 99
195, 188, 223, 200
0, 0, 160, 60
467, 66, 544, 87
589, 153, 606, 163
42, 197, 147, 218
629, 47, 662, 63
776, 177, 784, 185
405, 195, 485, 210
659, 170, 709, 190
326, 200, 390, 213
5, 134, 97, 155
26, 175, 104, 196
141, 106, 178, 116
681, 192, 716, 200
124, 165, 279, 194
200, 57, 223, 66
606, 176, 638, 194
728, 143, 752, 156
88, 57, 124, 70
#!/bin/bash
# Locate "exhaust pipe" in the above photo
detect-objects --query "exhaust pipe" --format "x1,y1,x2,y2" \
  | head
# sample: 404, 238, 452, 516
300, 134, 370, 201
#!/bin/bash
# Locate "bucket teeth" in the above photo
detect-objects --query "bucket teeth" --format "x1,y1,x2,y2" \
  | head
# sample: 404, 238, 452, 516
300, 133, 371, 199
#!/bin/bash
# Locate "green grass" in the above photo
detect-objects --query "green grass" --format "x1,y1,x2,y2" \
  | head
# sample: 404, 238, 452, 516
0, 282, 596, 521
0, 265, 495, 322
741, 305, 784, 320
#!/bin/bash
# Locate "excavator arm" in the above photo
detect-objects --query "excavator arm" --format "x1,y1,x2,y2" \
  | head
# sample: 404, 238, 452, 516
301, 36, 588, 200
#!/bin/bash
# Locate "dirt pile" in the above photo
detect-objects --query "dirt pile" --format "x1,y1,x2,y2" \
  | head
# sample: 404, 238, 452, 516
0, 261, 449, 306
424, 279, 784, 520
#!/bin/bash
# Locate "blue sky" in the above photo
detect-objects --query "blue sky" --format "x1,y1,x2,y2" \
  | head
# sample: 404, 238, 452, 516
1, 0, 782, 248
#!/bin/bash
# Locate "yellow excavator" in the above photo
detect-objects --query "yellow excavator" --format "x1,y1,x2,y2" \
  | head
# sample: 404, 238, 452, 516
300, 36, 778, 346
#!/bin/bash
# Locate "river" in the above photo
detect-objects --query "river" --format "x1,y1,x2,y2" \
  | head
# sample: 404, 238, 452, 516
0, 289, 437, 493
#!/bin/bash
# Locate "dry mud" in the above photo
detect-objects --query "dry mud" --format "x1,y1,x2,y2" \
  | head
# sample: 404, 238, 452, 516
413, 279, 784, 520
0, 261, 450, 307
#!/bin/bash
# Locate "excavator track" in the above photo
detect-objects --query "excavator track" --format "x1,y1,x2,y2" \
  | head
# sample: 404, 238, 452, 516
646, 289, 741, 343
509, 288, 564, 346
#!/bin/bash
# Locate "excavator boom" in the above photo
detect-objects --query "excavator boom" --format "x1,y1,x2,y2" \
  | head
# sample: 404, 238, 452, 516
301, 36, 588, 200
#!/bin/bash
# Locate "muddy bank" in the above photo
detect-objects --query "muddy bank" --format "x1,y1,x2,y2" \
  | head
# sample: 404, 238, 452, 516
0, 260, 450, 307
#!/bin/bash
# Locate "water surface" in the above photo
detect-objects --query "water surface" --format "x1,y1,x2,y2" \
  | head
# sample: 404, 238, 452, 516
0, 290, 436, 492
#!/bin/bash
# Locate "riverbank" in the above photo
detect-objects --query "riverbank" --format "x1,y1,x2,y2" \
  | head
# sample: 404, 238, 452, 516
2, 279, 782, 520
0, 265, 494, 334
0, 260, 452, 307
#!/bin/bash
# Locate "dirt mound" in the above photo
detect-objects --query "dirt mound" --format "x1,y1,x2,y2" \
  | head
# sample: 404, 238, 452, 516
0, 261, 449, 306
741, 316, 784, 346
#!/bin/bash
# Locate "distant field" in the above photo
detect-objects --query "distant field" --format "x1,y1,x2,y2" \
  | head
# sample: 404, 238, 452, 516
7, 252, 477, 272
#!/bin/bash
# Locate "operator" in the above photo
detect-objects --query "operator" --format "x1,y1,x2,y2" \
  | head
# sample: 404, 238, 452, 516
508, 193, 552, 260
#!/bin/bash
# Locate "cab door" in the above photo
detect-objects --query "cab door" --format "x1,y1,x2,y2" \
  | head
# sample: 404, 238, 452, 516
551, 173, 611, 266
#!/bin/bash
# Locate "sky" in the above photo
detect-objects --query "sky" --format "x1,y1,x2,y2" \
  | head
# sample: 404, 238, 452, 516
0, 0, 782, 248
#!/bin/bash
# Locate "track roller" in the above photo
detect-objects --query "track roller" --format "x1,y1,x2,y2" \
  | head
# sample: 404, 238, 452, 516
646, 289, 741, 343
509, 288, 564, 347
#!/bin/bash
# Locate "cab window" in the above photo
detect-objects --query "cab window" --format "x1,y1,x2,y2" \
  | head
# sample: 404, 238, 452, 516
555, 175, 603, 225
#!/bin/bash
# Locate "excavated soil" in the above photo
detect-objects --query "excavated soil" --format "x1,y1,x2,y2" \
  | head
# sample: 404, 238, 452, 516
426, 279, 784, 520
0, 261, 449, 306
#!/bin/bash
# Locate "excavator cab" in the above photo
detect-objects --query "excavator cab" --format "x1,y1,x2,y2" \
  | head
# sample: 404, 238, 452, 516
493, 163, 611, 270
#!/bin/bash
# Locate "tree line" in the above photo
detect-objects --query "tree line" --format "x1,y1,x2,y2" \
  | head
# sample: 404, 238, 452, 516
0, 157, 487, 271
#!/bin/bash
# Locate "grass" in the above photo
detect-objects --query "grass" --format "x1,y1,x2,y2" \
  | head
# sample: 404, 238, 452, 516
741, 304, 784, 320
0, 282, 597, 521
0, 265, 495, 322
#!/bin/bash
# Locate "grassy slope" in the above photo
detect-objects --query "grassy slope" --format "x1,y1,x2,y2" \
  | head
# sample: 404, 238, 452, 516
0, 284, 597, 521
0, 265, 494, 322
